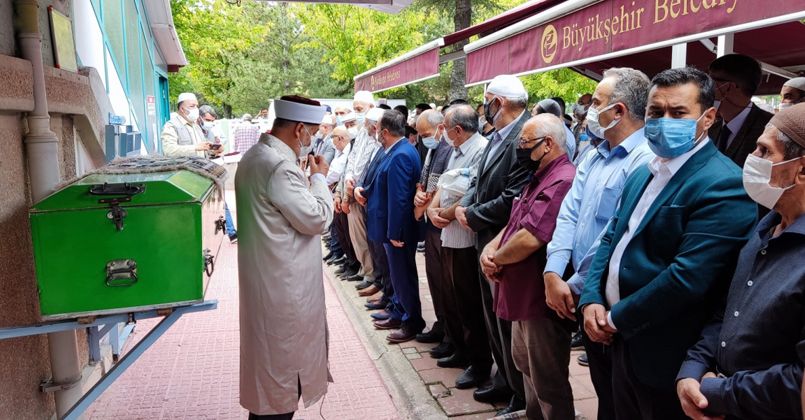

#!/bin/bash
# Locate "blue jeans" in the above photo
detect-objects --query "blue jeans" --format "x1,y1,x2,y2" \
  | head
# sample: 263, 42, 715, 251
224, 203, 236, 238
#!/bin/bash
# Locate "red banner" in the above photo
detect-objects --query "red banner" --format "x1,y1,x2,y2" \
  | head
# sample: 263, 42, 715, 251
354, 47, 440, 93
466, 0, 804, 84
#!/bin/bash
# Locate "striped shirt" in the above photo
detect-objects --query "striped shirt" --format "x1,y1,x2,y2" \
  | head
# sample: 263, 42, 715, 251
233, 123, 261, 153
440, 132, 488, 249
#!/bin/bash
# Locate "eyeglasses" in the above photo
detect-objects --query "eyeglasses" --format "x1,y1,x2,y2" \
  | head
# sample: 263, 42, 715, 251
518, 136, 546, 146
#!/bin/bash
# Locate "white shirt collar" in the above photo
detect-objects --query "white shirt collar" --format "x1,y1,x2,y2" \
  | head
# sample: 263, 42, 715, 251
725, 103, 753, 134
649, 137, 710, 178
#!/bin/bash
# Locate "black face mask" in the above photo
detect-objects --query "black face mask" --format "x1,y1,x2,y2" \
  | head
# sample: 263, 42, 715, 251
484, 98, 500, 123
516, 139, 547, 171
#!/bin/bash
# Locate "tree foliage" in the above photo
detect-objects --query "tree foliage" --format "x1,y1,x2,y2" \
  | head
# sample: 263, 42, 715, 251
169, 0, 598, 113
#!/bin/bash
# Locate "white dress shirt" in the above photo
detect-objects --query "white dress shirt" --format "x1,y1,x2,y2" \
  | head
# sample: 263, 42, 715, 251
605, 138, 711, 315
723, 104, 752, 149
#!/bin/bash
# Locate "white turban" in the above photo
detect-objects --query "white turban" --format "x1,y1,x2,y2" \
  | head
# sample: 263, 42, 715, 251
274, 99, 327, 124
354, 90, 375, 105
486, 75, 528, 102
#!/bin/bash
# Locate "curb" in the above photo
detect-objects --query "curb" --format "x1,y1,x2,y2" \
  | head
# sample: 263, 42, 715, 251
323, 264, 446, 420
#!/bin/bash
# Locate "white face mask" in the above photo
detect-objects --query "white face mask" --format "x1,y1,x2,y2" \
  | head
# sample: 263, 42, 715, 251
298, 126, 314, 158
202, 121, 215, 130
348, 126, 358, 138
742, 154, 800, 209
443, 127, 456, 148
185, 107, 200, 122
586, 102, 620, 139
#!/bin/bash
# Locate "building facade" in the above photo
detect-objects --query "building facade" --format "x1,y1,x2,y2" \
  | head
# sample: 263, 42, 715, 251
0, 0, 185, 417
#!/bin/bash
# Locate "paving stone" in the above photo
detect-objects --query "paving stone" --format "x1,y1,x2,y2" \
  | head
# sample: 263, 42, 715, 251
438, 386, 497, 417
418, 366, 464, 386
410, 354, 440, 371
428, 383, 450, 398
405, 352, 422, 360
574, 397, 598, 420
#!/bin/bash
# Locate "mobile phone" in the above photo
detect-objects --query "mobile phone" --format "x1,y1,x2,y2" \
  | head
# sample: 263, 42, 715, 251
210, 144, 222, 150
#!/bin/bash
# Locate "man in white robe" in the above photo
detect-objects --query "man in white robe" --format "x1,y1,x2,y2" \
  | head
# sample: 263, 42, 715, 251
235, 95, 333, 419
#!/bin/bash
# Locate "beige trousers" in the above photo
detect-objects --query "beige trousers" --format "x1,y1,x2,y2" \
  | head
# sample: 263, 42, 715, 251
347, 202, 373, 279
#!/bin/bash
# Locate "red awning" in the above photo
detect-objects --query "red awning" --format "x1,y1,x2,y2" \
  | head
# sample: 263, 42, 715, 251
352, 0, 563, 92
353, 40, 444, 93
443, 0, 562, 46
464, 0, 805, 87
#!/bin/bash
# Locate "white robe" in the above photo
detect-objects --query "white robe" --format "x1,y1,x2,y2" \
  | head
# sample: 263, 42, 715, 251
235, 135, 334, 414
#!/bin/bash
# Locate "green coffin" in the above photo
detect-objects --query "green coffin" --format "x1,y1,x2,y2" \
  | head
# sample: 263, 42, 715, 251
30, 170, 225, 320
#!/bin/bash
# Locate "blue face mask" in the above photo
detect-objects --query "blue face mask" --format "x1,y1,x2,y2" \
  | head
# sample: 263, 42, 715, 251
644, 113, 705, 158
421, 136, 439, 149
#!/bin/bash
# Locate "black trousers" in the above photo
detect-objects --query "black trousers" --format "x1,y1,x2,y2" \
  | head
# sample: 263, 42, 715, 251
477, 266, 525, 401
611, 338, 686, 420
249, 413, 293, 420
424, 227, 448, 335
580, 319, 616, 420
369, 238, 392, 304
443, 246, 491, 370
333, 212, 356, 263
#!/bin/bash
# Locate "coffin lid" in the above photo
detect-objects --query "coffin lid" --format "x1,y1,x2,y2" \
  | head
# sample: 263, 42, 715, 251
31, 170, 214, 212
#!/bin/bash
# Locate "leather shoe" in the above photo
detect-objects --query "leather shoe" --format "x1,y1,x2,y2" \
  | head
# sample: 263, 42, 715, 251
327, 255, 346, 266
473, 384, 513, 404
370, 310, 391, 321
355, 280, 373, 290
373, 318, 401, 330
358, 285, 380, 297
322, 251, 334, 261
570, 331, 584, 349
577, 352, 589, 366
365, 300, 386, 310
495, 396, 525, 416
455, 366, 490, 389
429, 342, 454, 359
345, 273, 363, 282
437, 354, 470, 369
386, 326, 420, 344
415, 328, 443, 344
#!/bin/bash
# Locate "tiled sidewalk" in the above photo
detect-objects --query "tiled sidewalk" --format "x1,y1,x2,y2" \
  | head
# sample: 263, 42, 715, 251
327, 249, 599, 420
85, 188, 599, 419
85, 192, 399, 420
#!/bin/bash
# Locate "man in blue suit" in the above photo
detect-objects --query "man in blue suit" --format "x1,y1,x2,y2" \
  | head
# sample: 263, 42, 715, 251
355, 110, 424, 343
578, 67, 757, 419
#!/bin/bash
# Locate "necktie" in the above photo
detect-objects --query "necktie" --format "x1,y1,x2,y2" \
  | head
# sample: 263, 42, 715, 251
716, 123, 732, 152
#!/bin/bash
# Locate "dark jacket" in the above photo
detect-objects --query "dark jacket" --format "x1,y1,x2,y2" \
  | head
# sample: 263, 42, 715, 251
708, 103, 773, 167
460, 112, 531, 250
578, 141, 757, 390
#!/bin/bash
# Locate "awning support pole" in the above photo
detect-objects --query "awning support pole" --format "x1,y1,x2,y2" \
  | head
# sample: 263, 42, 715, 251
671, 43, 687, 68
717, 33, 734, 57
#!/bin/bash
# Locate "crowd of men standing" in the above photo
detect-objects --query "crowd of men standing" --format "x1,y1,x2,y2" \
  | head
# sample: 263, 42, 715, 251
163, 53, 805, 420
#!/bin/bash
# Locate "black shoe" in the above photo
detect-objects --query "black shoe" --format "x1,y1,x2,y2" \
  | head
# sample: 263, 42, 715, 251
345, 273, 363, 282
473, 384, 513, 404
415, 328, 444, 344
365, 301, 386, 310
577, 352, 589, 366
335, 265, 349, 275
455, 366, 490, 389
229, 233, 238, 244
416, 241, 425, 253
437, 354, 470, 369
327, 255, 346, 266
355, 280, 373, 290
322, 251, 334, 261
570, 331, 584, 350
495, 395, 525, 416
338, 266, 359, 278
429, 342, 454, 359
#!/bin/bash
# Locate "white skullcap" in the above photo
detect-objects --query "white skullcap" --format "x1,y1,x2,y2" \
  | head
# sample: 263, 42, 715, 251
274, 99, 327, 124
486, 75, 528, 101
342, 112, 357, 123
321, 114, 336, 125
783, 77, 805, 91
366, 107, 385, 122
353, 90, 375, 104
177, 92, 197, 104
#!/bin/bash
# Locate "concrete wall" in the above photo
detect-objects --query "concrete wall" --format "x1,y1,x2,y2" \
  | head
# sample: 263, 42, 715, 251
0, 113, 56, 419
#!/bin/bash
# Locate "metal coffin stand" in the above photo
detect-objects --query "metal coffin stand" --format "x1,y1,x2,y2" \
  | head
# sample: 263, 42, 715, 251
0, 300, 218, 420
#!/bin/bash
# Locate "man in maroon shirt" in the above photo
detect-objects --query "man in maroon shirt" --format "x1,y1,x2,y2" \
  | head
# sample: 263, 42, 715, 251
480, 114, 577, 420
